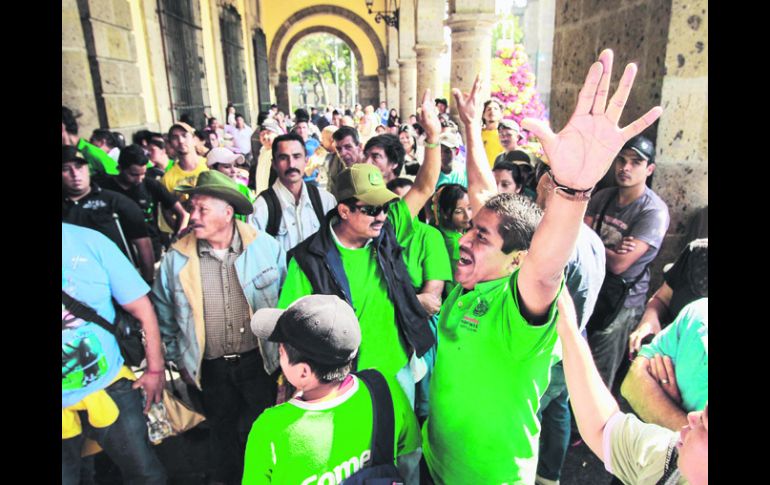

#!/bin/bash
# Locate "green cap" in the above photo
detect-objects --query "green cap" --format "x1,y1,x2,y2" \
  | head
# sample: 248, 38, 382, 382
335, 164, 399, 206
176, 170, 253, 215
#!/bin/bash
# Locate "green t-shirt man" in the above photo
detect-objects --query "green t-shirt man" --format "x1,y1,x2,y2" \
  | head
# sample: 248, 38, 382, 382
423, 269, 563, 484
277, 198, 414, 381
77, 138, 119, 176
242, 374, 421, 484
401, 220, 453, 291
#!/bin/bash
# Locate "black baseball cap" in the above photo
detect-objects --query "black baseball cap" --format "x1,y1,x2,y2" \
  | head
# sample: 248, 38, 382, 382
250, 295, 361, 366
62, 145, 87, 165
622, 135, 655, 164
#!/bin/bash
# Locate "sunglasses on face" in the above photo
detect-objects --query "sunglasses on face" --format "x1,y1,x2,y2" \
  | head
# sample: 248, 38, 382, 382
350, 203, 390, 217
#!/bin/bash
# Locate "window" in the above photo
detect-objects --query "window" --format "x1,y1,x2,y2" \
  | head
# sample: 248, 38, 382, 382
220, 5, 249, 123
158, 0, 210, 127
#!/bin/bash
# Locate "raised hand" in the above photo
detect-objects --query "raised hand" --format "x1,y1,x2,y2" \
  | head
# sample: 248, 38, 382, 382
451, 74, 482, 127
418, 89, 442, 141
522, 49, 662, 191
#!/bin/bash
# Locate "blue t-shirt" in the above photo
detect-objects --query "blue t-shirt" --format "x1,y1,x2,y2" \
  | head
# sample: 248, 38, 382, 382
638, 298, 708, 412
62, 223, 150, 407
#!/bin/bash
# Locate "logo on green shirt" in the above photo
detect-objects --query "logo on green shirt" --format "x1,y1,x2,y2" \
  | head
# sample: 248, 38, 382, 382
473, 298, 490, 317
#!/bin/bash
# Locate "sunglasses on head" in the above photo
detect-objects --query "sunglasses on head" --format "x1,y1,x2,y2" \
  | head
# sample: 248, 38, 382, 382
348, 202, 390, 217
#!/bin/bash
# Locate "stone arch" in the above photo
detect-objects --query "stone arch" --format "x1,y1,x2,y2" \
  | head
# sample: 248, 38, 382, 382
269, 5, 386, 110
280, 27, 365, 109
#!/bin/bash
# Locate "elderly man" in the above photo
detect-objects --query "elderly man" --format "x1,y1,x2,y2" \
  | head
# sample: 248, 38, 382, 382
253, 119, 283, 195
152, 170, 286, 485
277, 92, 443, 404
421, 50, 662, 484
250, 133, 337, 251
327, 126, 364, 198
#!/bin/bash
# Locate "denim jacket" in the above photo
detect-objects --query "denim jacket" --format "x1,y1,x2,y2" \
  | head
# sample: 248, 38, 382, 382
151, 220, 286, 388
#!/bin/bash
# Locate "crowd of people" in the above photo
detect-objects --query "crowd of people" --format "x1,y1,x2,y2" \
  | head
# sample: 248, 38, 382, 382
62, 48, 708, 485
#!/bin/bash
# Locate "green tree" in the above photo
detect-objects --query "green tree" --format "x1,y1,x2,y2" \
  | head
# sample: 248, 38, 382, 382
287, 34, 355, 107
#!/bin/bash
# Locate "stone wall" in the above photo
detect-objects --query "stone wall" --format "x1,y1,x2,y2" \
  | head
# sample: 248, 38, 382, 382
550, 0, 671, 133
74, 0, 148, 139
63, 0, 100, 137
358, 75, 381, 108
650, 0, 708, 288
551, 0, 708, 294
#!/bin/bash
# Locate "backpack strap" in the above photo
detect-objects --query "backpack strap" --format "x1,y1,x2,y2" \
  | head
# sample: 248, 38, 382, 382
258, 187, 281, 237
61, 290, 116, 336
356, 369, 396, 467
305, 183, 327, 225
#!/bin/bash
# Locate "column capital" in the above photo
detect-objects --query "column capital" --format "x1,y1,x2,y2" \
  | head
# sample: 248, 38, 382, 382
397, 57, 417, 67
413, 43, 447, 57
445, 13, 497, 33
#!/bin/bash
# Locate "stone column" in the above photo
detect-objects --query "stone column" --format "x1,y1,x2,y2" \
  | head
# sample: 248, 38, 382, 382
446, 13, 497, 128
414, 44, 446, 102
276, 73, 290, 113
358, 75, 381, 108
268, 71, 280, 105
398, 58, 417, 117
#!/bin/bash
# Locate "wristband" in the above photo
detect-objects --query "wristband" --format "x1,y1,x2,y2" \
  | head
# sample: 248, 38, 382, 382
424, 141, 439, 149
547, 171, 593, 202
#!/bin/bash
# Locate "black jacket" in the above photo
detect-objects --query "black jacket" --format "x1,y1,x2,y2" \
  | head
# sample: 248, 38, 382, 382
289, 210, 435, 358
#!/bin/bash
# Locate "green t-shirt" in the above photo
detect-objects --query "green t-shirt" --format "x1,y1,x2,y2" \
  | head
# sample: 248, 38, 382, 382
77, 138, 119, 176
242, 374, 421, 484
423, 269, 563, 484
235, 182, 255, 223
278, 199, 415, 379
401, 221, 453, 291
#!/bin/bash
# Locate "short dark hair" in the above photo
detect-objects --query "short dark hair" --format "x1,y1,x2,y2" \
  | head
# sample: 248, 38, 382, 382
294, 108, 310, 120
118, 144, 149, 169
332, 125, 360, 145
132, 129, 153, 146
62, 106, 79, 135
493, 161, 533, 189
112, 132, 126, 150
435, 98, 448, 108
235, 112, 245, 120
147, 135, 166, 150
482, 98, 505, 123
90, 129, 116, 148
272, 132, 307, 162
483, 193, 543, 254
282, 342, 355, 383
332, 109, 340, 116
364, 134, 405, 175
386, 177, 414, 192
257, 111, 270, 126
436, 183, 468, 228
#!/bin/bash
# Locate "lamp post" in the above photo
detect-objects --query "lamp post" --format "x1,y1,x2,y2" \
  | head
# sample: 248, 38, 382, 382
365, 0, 399, 29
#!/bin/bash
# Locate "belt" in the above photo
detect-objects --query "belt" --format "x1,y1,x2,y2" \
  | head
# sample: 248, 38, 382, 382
215, 349, 258, 365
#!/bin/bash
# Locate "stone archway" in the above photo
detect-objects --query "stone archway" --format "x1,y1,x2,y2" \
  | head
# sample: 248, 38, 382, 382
268, 5, 386, 111
280, 27, 364, 110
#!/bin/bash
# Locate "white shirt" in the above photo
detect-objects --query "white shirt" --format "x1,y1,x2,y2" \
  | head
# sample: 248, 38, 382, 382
250, 180, 337, 252
225, 125, 254, 155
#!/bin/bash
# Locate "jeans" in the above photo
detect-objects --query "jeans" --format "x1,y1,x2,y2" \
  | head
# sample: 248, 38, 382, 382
536, 362, 571, 481
62, 378, 166, 485
200, 349, 276, 484
415, 313, 439, 419
587, 304, 645, 390
395, 361, 416, 409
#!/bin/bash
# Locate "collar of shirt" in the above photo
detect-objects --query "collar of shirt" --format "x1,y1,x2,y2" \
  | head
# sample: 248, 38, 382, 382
63, 184, 103, 204
329, 216, 372, 249
196, 224, 242, 257
272, 179, 309, 209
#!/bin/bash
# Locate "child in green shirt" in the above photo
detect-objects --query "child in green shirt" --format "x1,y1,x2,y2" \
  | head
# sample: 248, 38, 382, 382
244, 294, 421, 484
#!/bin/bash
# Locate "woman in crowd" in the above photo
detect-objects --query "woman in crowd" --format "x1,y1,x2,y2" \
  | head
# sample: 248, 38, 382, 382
481, 98, 505, 167
432, 183, 472, 296
399, 124, 421, 176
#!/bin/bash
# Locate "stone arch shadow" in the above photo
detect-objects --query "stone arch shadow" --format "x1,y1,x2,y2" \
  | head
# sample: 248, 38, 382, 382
269, 5, 386, 110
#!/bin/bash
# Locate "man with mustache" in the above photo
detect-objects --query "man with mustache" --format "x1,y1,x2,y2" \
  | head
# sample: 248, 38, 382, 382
152, 170, 286, 485
277, 91, 443, 404
250, 133, 337, 252
421, 50, 663, 484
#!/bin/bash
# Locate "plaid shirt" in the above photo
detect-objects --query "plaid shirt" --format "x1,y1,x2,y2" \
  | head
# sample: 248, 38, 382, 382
197, 229, 257, 359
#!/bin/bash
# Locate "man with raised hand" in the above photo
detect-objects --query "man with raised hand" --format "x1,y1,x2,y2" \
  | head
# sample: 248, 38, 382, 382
422, 50, 662, 484
277, 91, 444, 405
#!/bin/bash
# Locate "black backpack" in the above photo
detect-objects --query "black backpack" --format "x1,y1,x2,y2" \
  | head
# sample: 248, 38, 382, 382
342, 369, 405, 485
259, 184, 326, 237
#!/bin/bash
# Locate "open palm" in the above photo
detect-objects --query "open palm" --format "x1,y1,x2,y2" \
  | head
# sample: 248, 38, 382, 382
523, 49, 662, 190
